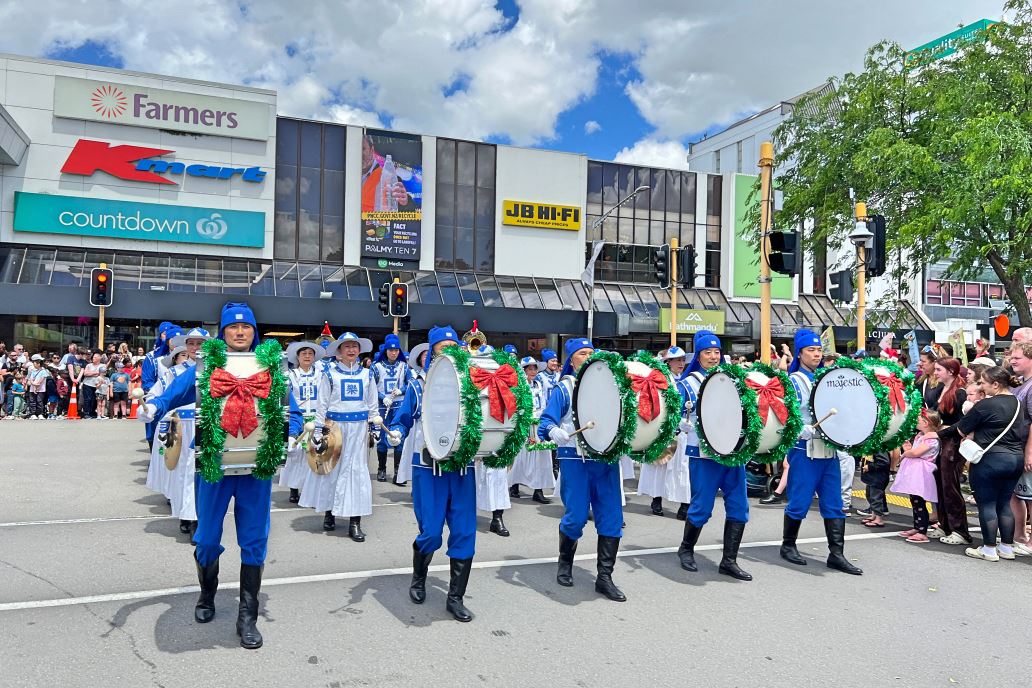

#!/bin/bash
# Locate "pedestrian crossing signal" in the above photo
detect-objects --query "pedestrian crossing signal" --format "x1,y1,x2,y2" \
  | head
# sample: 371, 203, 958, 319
90, 267, 114, 307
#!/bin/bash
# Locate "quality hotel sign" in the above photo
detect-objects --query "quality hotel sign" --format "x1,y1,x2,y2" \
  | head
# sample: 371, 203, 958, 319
53, 76, 270, 141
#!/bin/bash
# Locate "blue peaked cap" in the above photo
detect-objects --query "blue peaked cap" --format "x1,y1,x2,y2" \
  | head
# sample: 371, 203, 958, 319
218, 302, 259, 351
425, 325, 459, 370
683, 330, 721, 377
788, 328, 823, 373
560, 337, 594, 377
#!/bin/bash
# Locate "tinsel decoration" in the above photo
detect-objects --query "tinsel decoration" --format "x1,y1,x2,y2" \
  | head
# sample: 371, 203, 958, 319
748, 362, 804, 465
813, 357, 890, 457
574, 350, 636, 465
694, 363, 762, 468
626, 351, 683, 464
196, 338, 287, 483
527, 441, 558, 452
861, 358, 922, 453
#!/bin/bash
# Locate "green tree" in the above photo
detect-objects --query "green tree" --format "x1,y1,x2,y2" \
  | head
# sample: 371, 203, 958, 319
774, 2, 1032, 325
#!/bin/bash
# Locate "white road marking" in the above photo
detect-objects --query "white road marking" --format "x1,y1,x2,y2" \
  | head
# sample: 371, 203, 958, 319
0, 531, 900, 612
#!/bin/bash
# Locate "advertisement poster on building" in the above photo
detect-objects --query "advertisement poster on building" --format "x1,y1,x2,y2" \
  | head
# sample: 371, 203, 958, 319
360, 129, 422, 268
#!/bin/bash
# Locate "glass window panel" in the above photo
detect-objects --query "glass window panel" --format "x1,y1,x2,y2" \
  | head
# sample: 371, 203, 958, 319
620, 285, 649, 318
322, 170, 345, 217
636, 287, 661, 317
663, 170, 680, 221
535, 278, 562, 309
454, 225, 474, 271
52, 250, 86, 287
300, 121, 322, 168
168, 257, 196, 293
18, 249, 52, 285
586, 214, 601, 242
318, 265, 347, 299
649, 169, 664, 218
435, 224, 455, 270
274, 261, 300, 298
455, 272, 482, 305
299, 168, 321, 215
597, 244, 619, 283
634, 167, 650, 214
475, 186, 494, 230
276, 119, 298, 164
476, 144, 495, 188
321, 215, 344, 262
705, 250, 720, 289
514, 277, 543, 309
274, 165, 297, 259
601, 215, 618, 243
436, 139, 455, 185
84, 251, 115, 269
0, 246, 18, 283
220, 260, 248, 295
112, 253, 140, 290
633, 217, 649, 245
592, 285, 613, 312
587, 161, 603, 214
618, 165, 635, 216
456, 185, 475, 229
196, 258, 221, 294
557, 279, 586, 310
457, 141, 476, 186
274, 211, 297, 259
298, 210, 321, 262
681, 172, 697, 224
707, 222, 720, 243
299, 263, 325, 297
139, 254, 169, 291
323, 124, 346, 171
437, 271, 463, 306
436, 182, 455, 227
414, 272, 443, 304
706, 175, 722, 223
475, 274, 503, 307
475, 226, 494, 273
344, 268, 371, 301
988, 285, 1003, 299
495, 275, 524, 308
601, 162, 619, 209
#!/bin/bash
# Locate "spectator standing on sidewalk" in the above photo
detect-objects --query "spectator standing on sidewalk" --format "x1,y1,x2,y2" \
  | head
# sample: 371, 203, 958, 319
109, 365, 130, 419
80, 352, 103, 419
25, 355, 50, 419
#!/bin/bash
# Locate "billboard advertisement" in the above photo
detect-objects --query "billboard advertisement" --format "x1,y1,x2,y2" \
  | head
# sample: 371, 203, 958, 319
360, 129, 422, 268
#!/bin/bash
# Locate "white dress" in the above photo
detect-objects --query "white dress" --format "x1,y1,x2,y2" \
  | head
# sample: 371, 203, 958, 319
395, 374, 423, 485
508, 379, 555, 491
279, 367, 322, 490
299, 361, 378, 517
475, 463, 512, 512
144, 363, 176, 498
662, 377, 693, 504
168, 403, 197, 521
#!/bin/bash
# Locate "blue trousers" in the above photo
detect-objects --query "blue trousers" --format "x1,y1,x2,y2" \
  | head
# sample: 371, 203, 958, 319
145, 419, 157, 445
686, 457, 749, 527
559, 459, 623, 540
412, 465, 477, 559
193, 473, 272, 567
785, 448, 844, 520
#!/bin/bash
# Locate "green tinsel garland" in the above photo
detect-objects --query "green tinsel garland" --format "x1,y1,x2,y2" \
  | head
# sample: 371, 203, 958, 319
694, 363, 761, 468
860, 358, 922, 453
749, 362, 805, 466
197, 338, 287, 483
812, 357, 890, 457
574, 350, 636, 465
625, 351, 683, 464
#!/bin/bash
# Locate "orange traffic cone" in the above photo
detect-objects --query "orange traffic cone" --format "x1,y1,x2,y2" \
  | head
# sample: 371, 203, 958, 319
67, 385, 79, 420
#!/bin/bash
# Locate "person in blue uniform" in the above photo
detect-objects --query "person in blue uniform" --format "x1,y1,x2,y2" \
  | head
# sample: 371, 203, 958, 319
780, 329, 863, 575
676, 331, 752, 580
538, 337, 626, 602
141, 321, 180, 448
388, 325, 478, 622
139, 302, 304, 648
372, 334, 411, 484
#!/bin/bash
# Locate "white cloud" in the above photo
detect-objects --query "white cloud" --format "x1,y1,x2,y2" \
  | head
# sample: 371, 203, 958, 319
584, 120, 601, 135
613, 138, 689, 169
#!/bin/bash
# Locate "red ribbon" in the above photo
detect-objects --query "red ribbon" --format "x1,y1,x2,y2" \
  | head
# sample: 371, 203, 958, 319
209, 367, 272, 438
630, 369, 669, 423
746, 377, 789, 427
877, 373, 906, 414
470, 364, 519, 423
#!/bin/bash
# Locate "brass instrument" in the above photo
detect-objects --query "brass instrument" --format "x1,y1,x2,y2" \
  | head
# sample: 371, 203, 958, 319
462, 319, 487, 350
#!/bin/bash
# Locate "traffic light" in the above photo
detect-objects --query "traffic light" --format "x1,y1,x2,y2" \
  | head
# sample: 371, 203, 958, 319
652, 244, 671, 289
378, 283, 390, 317
866, 214, 887, 277
678, 244, 697, 287
399, 315, 412, 332
768, 230, 799, 276
89, 267, 114, 307
829, 269, 854, 303
389, 283, 409, 317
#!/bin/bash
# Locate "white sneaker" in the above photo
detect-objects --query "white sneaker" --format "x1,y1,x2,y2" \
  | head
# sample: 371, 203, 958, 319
927, 526, 946, 538
998, 545, 1016, 560
965, 546, 1000, 562
1013, 543, 1032, 557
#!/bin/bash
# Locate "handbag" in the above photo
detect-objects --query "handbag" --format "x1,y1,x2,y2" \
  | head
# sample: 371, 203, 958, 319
959, 398, 1021, 464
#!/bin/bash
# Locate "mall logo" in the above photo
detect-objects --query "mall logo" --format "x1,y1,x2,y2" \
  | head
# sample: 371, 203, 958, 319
90, 84, 128, 118
195, 213, 229, 240
60, 139, 266, 186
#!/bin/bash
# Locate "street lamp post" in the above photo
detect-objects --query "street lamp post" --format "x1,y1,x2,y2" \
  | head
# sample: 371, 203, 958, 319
586, 185, 650, 340
849, 202, 874, 350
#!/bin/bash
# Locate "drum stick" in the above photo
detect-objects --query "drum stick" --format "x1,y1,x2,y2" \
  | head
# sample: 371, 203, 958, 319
811, 408, 838, 430
570, 420, 596, 437
369, 415, 402, 443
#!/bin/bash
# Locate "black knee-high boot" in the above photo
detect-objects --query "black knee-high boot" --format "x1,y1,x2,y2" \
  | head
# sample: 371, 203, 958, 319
489, 509, 510, 536
825, 518, 863, 575
194, 553, 219, 623
594, 536, 626, 601
780, 514, 806, 565
446, 558, 474, 622
376, 451, 388, 482
678, 521, 703, 572
557, 532, 578, 586
236, 564, 263, 649
717, 520, 752, 581
410, 542, 433, 603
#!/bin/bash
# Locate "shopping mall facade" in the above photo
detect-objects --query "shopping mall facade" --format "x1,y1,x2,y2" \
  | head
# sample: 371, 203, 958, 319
0, 54, 929, 357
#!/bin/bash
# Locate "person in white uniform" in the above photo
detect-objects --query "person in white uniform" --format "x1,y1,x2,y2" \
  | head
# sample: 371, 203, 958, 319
165, 327, 211, 535
509, 357, 555, 504
301, 332, 379, 542
145, 345, 189, 502
470, 345, 513, 537
280, 341, 325, 504
636, 346, 691, 519
395, 342, 429, 487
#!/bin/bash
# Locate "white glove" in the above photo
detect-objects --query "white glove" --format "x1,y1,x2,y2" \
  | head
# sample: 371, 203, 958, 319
288, 436, 297, 452
383, 396, 394, 410
799, 424, 814, 441
549, 427, 571, 444
386, 430, 402, 447
137, 403, 157, 423
678, 418, 692, 433
370, 414, 384, 427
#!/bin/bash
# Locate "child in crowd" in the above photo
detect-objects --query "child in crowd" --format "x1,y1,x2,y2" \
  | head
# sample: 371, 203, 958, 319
55, 374, 69, 417
96, 370, 111, 419
860, 450, 892, 527
109, 366, 131, 419
962, 381, 984, 414
10, 372, 26, 418
892, 410, 942, 543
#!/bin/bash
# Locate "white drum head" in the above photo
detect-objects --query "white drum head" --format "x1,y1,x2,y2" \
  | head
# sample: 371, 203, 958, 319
422, 354, 462, 461
697, 371, 745, 456
812, 367, 878, 448
574, 359, 622, 455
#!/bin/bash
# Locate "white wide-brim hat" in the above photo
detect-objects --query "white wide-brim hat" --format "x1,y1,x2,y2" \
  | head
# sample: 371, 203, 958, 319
325, 332, 373, 359
408, 342, 430, 371
169, 327, 211, 349
286, 340, 326, 366
519, 356, 539, 370
664, 346, 687, 360
162, 345, 189, 368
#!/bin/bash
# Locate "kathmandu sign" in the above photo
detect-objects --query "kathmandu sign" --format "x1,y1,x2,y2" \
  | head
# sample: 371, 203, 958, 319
659, 307, 726, 335
53, 76, 270, 140
61, 139, 266, 186
12, 192, 265, 248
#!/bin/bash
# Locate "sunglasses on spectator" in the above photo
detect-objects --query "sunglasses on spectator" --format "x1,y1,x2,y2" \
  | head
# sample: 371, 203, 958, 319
921, 345, 939, 358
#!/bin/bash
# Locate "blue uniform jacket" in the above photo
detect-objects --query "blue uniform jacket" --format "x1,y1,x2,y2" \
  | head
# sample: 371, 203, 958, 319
141, 352, 159, 393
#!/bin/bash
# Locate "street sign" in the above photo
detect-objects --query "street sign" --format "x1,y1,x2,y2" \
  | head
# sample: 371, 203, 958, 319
659, 307, 726, 335
905, 19, 998, 66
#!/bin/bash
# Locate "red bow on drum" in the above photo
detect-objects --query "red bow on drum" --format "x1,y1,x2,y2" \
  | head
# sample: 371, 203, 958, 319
470, 364, 519, 423
745, 377, 789, 427
630, 369, 669, 423
209, 367, 272, 438
877, 373, 906, 413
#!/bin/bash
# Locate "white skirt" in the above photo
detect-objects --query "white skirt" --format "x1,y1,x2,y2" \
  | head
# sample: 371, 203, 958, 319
169, 421, 197, 521
396, 432, 414, 484
299, 420, 373, 517
146, 418, 173, 498
278, 444, 309, 490
619, 456, 635, 506
475, 463, 512, 512
637, 460, 669, 498
508, 447, 556, 490
662, 434, 691, 504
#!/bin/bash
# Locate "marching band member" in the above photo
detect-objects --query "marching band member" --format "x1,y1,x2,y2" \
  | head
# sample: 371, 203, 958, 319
144, 325, 184, 502
280, 340, 325, 504
302, 333, 378, 541
470, 344, 512, 537
676, 331, 752, 581
536, 349, 561, 397
139, 302, 303, 649
509, 357, 554, 503
539, 337, 627, 602
166, 327, 211, 535
389, 325, 478, 622
780, 330, 863, 575
637, 346, 691, 519
395, 342, 430, 487
141, 321, 179, 448
372, 334, 411, 484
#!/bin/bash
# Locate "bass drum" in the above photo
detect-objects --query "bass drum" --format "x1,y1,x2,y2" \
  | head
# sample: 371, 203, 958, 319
696, 370, 746, 457
810, 365, 880, 451
864, 361, 916, 451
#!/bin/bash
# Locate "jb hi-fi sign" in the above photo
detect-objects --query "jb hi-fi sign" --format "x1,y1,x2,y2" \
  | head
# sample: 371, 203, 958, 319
61, 139, 266, 186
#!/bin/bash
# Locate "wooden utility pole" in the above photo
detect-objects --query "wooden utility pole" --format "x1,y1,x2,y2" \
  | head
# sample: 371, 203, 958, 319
669, 237, 678, 348
758, 142, 774, 365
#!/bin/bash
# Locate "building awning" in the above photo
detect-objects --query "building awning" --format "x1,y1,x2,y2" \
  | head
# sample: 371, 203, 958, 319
0, 104, 30, 166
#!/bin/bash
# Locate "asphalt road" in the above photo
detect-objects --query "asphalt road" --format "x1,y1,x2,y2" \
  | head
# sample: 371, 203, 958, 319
0, 419, 1025, 688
